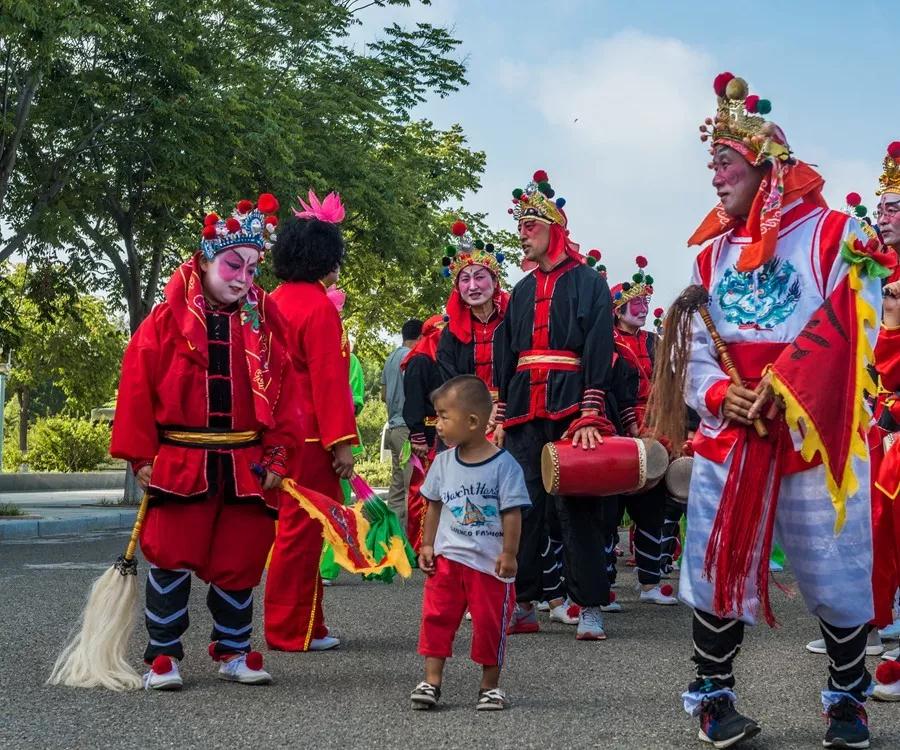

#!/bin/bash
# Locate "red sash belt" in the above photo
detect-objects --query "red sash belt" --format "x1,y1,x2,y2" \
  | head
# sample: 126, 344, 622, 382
516, 349, 582, 372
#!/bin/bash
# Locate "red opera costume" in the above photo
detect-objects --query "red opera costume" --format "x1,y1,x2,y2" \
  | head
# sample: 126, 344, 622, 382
264, 195, 358, 652
110, 193, 295, 682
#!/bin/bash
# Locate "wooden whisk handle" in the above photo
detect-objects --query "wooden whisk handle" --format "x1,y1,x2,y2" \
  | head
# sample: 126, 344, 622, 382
124, 492, 151, 562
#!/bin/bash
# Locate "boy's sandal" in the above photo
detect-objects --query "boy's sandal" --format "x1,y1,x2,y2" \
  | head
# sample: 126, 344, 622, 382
476, 687, 507, 711
410, 681, 441, 709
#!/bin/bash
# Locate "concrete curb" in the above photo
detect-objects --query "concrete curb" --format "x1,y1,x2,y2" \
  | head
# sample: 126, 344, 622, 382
0, 510, 137, 542
0, 471, 125, 493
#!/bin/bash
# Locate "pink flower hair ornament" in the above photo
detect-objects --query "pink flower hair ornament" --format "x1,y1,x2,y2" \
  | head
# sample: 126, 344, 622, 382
293, 189, 346, 224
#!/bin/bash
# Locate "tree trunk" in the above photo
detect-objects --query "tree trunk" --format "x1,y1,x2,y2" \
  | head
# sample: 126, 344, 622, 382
16, 387, 29, 454
123, 464, 141, 505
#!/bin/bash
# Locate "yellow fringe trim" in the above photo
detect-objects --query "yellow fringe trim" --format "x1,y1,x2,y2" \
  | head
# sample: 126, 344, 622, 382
769, 265, 877, 533
280, 479, 411, 578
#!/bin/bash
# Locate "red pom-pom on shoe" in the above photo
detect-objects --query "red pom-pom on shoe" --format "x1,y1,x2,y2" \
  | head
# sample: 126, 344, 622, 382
888, 141, 900, 160
532, 169, 549, 183
609, 591, 617, 603
713, 72, 734, 96
225, 217, 241, 233
245, 651, 264, 671
660, 584, 675, 597
208, 642, 225, 661
257, 193, 279, 214
202, 225, 217, 240
236, 199, 254, 214
450, 219, 467, 237
566, 603, 581, 619
151, 655, 173, 675
876, 659, 900, 684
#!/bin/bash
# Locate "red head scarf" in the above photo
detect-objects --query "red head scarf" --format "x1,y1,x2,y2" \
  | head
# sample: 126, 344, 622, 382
401, 314, 446, 371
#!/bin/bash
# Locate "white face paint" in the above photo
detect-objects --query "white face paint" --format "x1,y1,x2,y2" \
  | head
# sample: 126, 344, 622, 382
200, 246, 260, 306
618, 296, 649, 329
457, 264, 496, 308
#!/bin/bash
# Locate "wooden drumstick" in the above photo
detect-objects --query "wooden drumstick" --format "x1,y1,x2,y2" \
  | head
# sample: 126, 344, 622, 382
697, 306, 768, 438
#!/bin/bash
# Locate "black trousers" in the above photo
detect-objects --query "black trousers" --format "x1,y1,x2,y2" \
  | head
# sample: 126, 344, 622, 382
505, 418, 613, 607
605, 481, 667, 586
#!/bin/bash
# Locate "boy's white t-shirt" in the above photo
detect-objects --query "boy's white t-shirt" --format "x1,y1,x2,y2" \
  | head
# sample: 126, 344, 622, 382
420, 447, 530, 582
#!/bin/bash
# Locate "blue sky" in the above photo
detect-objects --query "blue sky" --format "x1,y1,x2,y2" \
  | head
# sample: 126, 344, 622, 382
356, 0, 899, 308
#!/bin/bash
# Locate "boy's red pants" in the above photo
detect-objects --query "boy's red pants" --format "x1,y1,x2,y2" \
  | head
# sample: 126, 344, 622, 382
418, 555, 515, 667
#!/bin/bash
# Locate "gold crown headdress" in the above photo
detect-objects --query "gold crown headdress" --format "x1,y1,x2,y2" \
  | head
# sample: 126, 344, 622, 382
440, 220, 504, 280
509, 170, 567, 226
877, 142, 900, 196
611, 256, 654, 308
698, 73, 790, 166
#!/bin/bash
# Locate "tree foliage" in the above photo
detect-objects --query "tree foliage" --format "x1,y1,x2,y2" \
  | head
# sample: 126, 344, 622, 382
1, 0, 503, 358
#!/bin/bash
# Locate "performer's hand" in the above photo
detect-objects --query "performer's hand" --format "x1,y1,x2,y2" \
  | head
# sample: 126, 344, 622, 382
747, 373, 785, 421
332, 442, 355, 479
486, 403, 498, 434
261, 470, 282, 491
884, 281, 900, 327
722, 383, 758, 425
495, 551, 518, 579
493, 424, 505, 448
136, 465, 152, 490
411, 442, 430, 459
418, 545, 436, 575
572, 426, 603, 450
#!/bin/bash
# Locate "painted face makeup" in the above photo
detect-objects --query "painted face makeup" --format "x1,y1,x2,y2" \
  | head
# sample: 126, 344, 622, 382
876, 194, 900, 247
457, 264, 496, 308
620, 296, 649, 328
711, 146, 765, 219
518, 219, 551, 262
202, 246, 260, 306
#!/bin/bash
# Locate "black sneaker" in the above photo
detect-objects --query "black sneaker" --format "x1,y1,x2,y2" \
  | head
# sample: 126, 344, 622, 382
698, 695, 761, 748
823, 697, 870, 749
410, 681, 441, 710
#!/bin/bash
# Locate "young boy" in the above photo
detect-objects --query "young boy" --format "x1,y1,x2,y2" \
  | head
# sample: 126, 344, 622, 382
410, 375, 530, 711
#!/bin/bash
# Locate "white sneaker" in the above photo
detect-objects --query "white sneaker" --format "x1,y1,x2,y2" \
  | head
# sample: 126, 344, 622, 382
575, 606, 606, 641
535, 601, 550, 612
873, 680, 900, 701
143, 655, 183, 690
309, 635, 341, 651
807, 632, 884, 656
549, 601, 579, 625
879, 620, 900, 641
600, 602, 623, 613
464, 610, 472, 621
217, 652, 272, 685
639, 585, 678, 605
882, 646, 900, 661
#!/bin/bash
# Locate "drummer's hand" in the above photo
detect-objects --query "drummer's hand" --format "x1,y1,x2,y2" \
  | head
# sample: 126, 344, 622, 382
572, 426, 603, 450
495, 551, 517, 579
493, 424, 505, 448
418, 545, 436, 576
722, 383, 757, 426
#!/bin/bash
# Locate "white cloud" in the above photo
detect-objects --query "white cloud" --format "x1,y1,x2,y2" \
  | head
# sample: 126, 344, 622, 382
483, 30, 718, 307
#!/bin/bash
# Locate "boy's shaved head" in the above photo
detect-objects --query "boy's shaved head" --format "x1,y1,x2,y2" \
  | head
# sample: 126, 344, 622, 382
431, 375, 493, 423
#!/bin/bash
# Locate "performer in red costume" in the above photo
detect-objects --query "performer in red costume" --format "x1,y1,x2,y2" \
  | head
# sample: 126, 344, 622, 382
606, 258, 677, 605
436, 219, 509, 412
111, 193, 298, 689
403, 314, 446, 552
264, 190, 357, 653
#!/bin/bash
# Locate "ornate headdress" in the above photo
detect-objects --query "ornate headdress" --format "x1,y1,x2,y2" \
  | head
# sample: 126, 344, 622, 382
585, 249, 605, 277
200, 193, 279, 260
844, 192, 879, 241
509, 169, 567, 227
440, 219, 504, 280
690, 72, 827, 273
877, 142, 900, 196
611, 256, 654, 308
294, 189, 346, 223
652, 306, 665, 335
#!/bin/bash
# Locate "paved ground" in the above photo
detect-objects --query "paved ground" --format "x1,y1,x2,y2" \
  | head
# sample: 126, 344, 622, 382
2, 532, 899, 750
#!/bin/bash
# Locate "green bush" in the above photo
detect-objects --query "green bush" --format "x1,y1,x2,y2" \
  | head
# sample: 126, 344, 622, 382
2, 440, 24, 472
354, 457, 392, 489
27, 416, 111, 472
356, 399, 387, 450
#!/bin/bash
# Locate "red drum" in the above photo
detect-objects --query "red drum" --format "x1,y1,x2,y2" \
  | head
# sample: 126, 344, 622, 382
541, 437, 668, 497
664, 456, 693, 502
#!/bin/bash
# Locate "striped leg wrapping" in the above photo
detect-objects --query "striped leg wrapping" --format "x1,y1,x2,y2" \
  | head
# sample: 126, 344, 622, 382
144, 567, 192, 662
541, 534, 565, 601
688, 609, 744, 692
634, 527, 662, 586
819, 620, 872, 702
604, 532, 618, 584
208, 584, 254, 658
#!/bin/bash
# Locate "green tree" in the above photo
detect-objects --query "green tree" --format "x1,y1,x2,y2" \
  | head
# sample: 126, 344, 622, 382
3, 263, 126, 452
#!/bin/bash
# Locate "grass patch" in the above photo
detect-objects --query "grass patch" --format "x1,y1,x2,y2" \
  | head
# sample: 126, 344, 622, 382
0, 502, 24, 516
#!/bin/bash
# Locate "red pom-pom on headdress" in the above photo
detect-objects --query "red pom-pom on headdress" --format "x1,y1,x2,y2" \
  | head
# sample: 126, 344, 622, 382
635, 255, 648, 268
713, 72, 735, 97
654, 307, 664, 318
204, 212, 219, 226
450, 220, 467, 237
845, 192, 862, 207
265, 214, 278, 227
202, 225, 217, 240
236, 199, 254, 214
225, 217, 241, 233
588, 248, 602, 260
888, 141, 900, 160
257, 193, 279, 214
532, 169, 549, 183
744, 95, 760, 113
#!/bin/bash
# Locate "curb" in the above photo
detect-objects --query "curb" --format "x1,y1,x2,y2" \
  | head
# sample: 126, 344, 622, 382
0, 510, 137, 542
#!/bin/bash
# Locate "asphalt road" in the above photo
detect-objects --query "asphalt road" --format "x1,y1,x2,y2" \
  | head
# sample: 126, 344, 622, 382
2, 533, 898, 750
